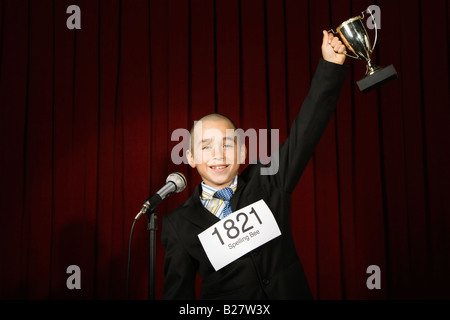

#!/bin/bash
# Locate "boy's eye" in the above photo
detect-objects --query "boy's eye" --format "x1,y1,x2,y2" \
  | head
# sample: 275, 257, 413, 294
223, 144, 234, 148
202, 145, 212, 150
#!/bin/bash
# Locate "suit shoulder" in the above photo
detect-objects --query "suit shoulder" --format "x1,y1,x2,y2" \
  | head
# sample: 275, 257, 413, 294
164, 201, 188, 222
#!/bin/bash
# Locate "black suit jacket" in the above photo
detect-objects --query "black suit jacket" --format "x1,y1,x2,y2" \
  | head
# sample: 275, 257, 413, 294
161, 59, 348, 299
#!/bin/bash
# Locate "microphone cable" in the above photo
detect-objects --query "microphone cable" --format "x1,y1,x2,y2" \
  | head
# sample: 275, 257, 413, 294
126, 217, 138, 299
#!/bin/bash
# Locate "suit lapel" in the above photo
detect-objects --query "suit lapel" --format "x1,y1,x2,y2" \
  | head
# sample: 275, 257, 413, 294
230, 174, 247, 211
182, 184, 220, 230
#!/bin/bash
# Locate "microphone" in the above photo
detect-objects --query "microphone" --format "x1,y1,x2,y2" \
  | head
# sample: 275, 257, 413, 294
135, 172, 187, 220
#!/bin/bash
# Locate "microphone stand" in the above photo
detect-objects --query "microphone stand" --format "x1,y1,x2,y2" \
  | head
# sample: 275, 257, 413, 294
132, 174, 186, 300
146, 208, 157, 300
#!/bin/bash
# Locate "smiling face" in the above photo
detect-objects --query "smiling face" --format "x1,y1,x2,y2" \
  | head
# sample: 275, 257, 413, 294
186, 115, 246, 189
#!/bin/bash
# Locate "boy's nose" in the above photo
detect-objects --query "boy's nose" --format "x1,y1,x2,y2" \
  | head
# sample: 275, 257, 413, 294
211, 144, 224, 158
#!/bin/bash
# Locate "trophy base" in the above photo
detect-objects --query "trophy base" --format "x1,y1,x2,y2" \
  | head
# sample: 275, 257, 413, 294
357, 64, 398, 93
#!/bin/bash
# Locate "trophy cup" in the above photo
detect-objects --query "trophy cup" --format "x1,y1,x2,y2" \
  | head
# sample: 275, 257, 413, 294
329, 8, 397, 92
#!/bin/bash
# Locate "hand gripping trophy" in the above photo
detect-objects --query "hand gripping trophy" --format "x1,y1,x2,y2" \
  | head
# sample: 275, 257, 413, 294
329, 7, 397, 92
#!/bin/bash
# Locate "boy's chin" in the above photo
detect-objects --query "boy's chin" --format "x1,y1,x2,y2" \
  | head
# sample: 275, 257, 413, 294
200, 172, 238, 189
204, 176, 232, 187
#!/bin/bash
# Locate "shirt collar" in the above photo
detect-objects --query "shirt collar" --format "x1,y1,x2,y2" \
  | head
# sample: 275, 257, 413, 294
201, 176, 238, 200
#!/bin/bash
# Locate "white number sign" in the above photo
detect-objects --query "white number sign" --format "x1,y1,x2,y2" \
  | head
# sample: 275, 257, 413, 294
198, 199, 281, 271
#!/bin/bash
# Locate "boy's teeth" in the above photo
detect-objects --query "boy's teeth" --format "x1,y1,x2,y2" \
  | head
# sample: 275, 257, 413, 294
212, 166, 226, 169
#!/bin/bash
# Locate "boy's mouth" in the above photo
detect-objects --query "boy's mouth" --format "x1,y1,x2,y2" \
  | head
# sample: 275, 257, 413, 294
209, 165, 229, 173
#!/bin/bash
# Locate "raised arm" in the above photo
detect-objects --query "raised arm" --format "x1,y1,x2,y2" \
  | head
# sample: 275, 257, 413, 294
269, 31, 348, 193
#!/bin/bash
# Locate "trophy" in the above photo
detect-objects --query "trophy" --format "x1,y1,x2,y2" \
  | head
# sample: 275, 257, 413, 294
329, 8, 397, 92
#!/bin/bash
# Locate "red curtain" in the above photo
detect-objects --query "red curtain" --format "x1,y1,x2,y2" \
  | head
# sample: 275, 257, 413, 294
0, 0, 449, 300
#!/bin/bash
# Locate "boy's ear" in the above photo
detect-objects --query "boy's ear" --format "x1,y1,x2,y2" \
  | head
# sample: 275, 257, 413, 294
186, 149, 196, 168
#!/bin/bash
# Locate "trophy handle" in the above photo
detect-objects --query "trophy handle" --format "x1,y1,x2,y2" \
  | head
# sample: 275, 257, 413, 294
362, 8, 378, 53
327, 29, 360, 59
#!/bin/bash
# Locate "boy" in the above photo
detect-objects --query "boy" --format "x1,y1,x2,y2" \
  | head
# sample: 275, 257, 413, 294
161, 31, 348, 299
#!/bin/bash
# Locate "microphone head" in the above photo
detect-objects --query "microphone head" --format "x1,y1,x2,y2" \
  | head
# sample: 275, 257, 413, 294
166, 172, 187, 193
